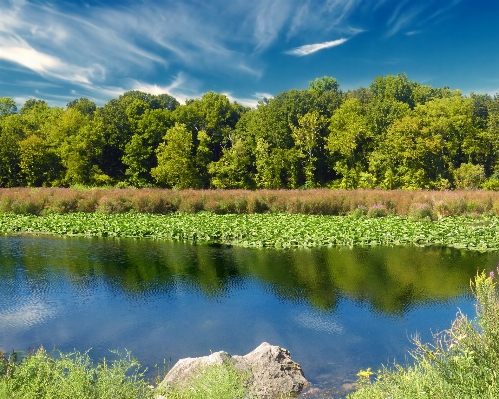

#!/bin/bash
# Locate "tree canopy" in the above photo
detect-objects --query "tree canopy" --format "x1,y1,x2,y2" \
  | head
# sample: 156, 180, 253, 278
1, 75, 499, 190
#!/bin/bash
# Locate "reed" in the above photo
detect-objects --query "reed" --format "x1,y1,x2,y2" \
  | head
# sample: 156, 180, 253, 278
0, 188, 498, 217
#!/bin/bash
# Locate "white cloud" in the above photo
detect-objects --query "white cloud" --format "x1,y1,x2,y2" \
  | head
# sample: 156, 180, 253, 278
385, 0, 462, 37
252, 0, 293, 52
223, 92, 274, 108
0, 299, 57, 330
0, 0, 468, 107
286, 38, 349, 56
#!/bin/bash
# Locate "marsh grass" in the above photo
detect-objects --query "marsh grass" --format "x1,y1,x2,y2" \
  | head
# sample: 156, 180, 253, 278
0, 188, 499, 217
349, 271, 499, 399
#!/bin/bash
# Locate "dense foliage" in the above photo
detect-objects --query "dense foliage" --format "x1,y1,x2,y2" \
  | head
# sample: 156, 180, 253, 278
2, 74, 499, 190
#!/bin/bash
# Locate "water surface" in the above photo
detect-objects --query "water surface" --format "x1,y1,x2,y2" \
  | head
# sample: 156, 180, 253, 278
0, 236, 497, 397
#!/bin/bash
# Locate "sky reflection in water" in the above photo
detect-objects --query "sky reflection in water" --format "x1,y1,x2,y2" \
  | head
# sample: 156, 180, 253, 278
0, 236, 497, 397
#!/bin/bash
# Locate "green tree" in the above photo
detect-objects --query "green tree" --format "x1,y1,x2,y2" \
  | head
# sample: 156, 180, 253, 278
151, 123, 201, 188
19, 135, 61, 186
453, 162, 485, 189
66, 98, 97, 117
0, 114, 24, 186
57, 120, 109, 186
122, 108, 173, 186
369, 115, 446, 189
291, 110, 327, 186
327, 99, 370, 188
370, 73, 415, 108
208, 138, 255, 189
309, 76, 340, 94
415, 94, 480, 174
240, 89, 316, 188
96, 90, 179, 181
170, 92, 248, 188
0, 97, 17, 117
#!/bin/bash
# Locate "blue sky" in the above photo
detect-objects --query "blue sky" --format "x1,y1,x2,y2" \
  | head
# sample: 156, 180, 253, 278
1, 0, 498, 108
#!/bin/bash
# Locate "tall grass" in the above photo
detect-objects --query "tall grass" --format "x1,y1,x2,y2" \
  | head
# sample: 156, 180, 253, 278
349, 271, 499, 399
0, 349, 153, 399
0, 188, 499, 217
0, 349, 254, 399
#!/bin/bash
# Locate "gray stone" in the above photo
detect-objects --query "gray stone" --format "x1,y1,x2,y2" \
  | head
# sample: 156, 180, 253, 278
158, 342, 309, 398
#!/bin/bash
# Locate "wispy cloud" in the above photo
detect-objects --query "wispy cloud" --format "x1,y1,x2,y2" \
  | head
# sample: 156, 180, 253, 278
286, 38, 349, 56
252, 0, 292, 52
0, 0, 472, 108
385, 0, 462, 37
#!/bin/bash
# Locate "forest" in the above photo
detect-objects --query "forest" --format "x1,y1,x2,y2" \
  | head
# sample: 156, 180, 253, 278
1, 73, 499, 191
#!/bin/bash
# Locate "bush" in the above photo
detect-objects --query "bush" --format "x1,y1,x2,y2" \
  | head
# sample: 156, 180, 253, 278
132, 194, 177, 214
408, 202, 436, 222
351, 205, 368, 219
367, 204, 388, 218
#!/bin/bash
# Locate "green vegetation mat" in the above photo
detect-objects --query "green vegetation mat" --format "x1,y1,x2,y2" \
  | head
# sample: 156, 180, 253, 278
0, 212, 498, 251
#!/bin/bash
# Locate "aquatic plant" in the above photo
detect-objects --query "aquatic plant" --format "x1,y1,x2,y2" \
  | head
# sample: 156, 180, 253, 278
0, 212, 498, 251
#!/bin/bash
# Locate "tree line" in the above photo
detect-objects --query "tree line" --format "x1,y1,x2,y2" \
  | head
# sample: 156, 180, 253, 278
1, 74, 499, 190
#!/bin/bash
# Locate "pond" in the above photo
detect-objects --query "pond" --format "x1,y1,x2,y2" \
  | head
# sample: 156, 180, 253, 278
0, 236, 498, 397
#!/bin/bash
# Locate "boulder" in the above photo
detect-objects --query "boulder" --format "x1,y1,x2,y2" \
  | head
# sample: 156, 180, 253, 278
158, 342, 309, 398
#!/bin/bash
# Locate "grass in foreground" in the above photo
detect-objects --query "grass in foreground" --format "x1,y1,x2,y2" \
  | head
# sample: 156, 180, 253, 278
0, 349, 254, 399
0, 349, 153, 399
348, 271, 499, 399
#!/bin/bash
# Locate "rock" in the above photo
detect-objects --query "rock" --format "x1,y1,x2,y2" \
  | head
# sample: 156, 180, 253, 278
158, 342, 309, 398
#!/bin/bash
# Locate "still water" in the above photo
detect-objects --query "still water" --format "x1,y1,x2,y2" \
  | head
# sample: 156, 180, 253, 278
0, 236, 498, 397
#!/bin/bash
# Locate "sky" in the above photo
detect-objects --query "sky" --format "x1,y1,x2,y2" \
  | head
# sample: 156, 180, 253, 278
1, 0, 499, 108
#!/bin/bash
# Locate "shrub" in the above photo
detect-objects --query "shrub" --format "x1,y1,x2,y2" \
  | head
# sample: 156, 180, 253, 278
482, 178, 499, 191
177, 197, 204, 213
351, 205, 368, 219
10, 200, 45, 216
367, 204, 388, 218
247, 197, 268, 214
408, 202, 436, 222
